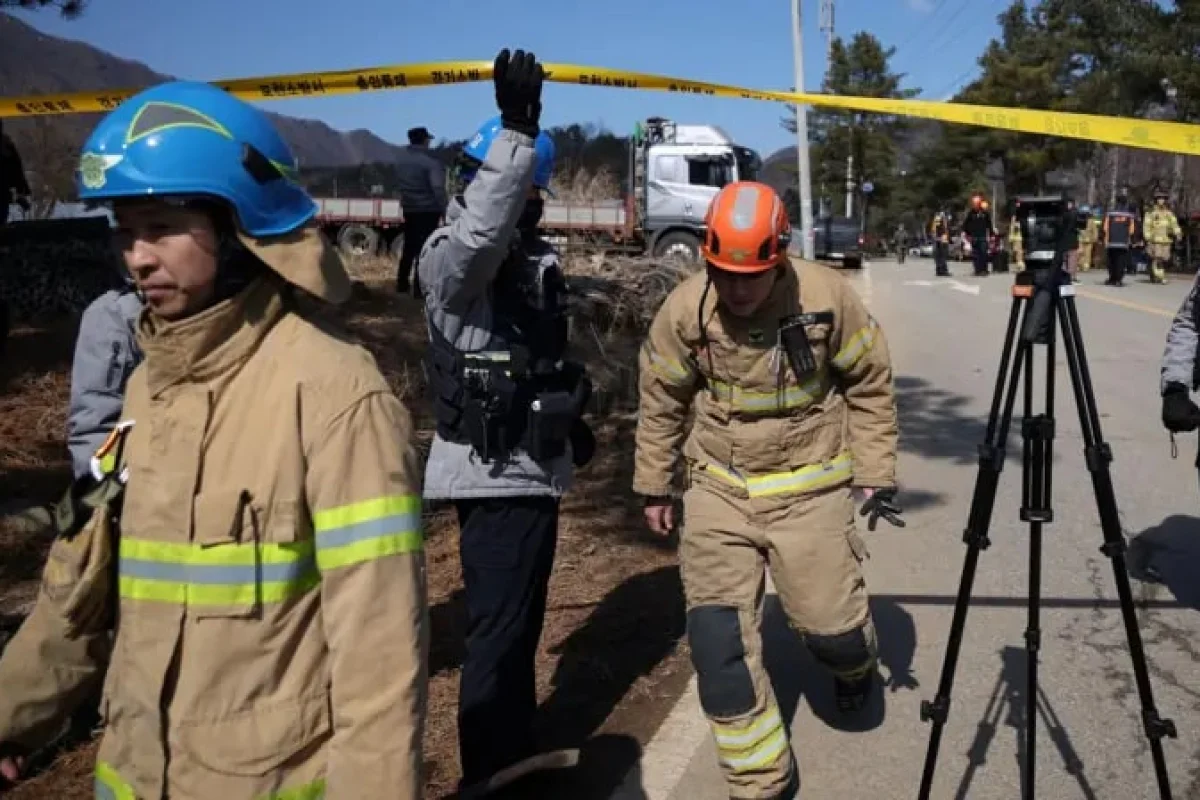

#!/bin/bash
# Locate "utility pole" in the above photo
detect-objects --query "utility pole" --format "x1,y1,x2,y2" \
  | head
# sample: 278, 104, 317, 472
820, 0, 835, 69
792, 0, 815, 260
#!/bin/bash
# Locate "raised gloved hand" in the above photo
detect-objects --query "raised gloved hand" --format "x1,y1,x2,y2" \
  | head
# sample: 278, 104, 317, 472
1162, 384, 1200, 432
493, 48, 544, 138
859, 487, 906, 531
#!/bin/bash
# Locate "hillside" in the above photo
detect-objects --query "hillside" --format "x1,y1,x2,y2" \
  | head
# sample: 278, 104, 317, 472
0, 12, 407, 167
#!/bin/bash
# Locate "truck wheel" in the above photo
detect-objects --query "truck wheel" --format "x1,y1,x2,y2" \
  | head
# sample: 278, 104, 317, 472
653, 231, 701, 263
389, 232, 406, 260
843, 256, 863, 270
337, 225, 380, 258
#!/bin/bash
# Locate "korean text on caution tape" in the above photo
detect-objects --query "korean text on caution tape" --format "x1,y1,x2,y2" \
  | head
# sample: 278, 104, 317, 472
1, 60, 1198, 156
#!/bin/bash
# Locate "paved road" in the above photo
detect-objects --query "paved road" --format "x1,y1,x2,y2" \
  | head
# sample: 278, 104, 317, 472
612, 258, 1200, 800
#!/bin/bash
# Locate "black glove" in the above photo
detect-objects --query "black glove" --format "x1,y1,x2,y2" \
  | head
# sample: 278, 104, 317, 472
1162, 384, 1200, 432
493, 48, 544, 138
15, 195, 30, 212
859, 488, 906, 531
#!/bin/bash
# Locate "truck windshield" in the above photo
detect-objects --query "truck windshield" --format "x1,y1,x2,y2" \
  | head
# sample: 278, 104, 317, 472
687, 157, 735, 188
734, 146, 761, 181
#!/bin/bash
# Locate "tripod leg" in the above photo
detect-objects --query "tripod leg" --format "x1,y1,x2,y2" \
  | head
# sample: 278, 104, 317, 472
1056, 286, 1177, 800
1019, 303, 1056, 800
918, 295, 1030, 800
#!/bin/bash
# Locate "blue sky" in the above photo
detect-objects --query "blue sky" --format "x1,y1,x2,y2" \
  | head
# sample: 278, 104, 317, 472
11, 0, 1005, 159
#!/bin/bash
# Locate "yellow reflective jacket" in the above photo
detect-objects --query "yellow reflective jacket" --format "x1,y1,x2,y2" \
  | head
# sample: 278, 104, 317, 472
632, 260, 898, 500
0, 275, 428, 799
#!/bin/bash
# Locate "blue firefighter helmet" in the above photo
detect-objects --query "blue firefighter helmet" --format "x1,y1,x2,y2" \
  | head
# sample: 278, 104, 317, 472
76, 80, 317, 238
460, 115, 555, 192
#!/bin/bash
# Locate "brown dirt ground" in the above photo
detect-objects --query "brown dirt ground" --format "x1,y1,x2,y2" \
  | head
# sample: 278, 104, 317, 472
0, 258, 694, 799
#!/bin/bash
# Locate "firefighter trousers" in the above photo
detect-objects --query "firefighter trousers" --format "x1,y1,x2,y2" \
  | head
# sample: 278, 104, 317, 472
679, 480, 877, 799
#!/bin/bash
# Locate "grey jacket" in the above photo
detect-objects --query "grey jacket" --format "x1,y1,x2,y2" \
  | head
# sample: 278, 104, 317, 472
67, 288, 143, 479
1161, 273, 1200, 395
418, 128, 573, 500
396, 145, 448, 214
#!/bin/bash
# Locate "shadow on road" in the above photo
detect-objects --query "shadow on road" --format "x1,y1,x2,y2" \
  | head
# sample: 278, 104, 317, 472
1126, 514, 1200, 611
951, 645, 1099, 800
531, 565, 685, 800
895, 374, 990, 467
763, 594, 920, 736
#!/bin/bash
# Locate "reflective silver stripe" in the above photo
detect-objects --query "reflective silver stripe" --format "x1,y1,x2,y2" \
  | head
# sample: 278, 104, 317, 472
712, 707, 784, 749
119, 557, 315, 585
832, 319, 878, 372
730, 184, 762, 231
721, 727, 790, 774
315, 511, 422, 550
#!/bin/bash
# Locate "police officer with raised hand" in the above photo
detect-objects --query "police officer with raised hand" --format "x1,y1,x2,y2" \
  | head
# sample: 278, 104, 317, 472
417, 48, 595, 796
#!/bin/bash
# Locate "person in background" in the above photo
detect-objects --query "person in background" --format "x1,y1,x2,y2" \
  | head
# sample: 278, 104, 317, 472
930, 210, 951, 277
1104, 191, 1137, 287
1144, 187, 1182, 285
963, 195, 993, 276
0, 119, 32, 226
1060, 197, 1081, 283
67, 282, 144, 481
1078, 204, 1100, 274
395, 125, 448, 297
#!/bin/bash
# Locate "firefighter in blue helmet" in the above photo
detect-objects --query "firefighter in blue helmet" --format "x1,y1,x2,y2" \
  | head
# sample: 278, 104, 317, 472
417, 49, 595, 795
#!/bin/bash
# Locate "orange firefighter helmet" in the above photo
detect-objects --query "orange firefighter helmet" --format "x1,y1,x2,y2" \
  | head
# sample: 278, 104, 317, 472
701, 181, 792, 274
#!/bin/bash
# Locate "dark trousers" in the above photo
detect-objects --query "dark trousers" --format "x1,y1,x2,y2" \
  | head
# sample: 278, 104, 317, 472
397, 211, 441, 292
971, 237, 990, 274
455, 496, 559, 786
934, 241, 949, 275
1107, 248, 1129, 284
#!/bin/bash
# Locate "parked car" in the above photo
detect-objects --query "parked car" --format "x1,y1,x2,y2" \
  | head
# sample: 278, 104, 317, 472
813, 215, 864, 269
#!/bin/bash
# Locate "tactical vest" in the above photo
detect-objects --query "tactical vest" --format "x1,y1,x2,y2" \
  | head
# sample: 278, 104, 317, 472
425, 246, 591, 464
1106, 212, 1134, 249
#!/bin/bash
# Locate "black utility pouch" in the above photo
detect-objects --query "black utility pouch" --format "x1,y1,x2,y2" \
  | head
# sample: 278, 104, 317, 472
779, 314, 819, 380
527, 391, 575, 462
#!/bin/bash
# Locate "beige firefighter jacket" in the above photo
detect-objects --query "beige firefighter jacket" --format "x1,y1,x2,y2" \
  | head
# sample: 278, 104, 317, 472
1144, 208, 1182, 245
633, 259, 898, 501
0, 274, 428, 799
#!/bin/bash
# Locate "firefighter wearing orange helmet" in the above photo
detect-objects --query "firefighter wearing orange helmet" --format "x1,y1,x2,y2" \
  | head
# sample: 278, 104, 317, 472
633, 181, 904, 799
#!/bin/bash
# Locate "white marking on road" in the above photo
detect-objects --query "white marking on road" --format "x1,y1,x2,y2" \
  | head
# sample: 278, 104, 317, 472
948, 280, 981, 295
904, 280, 935, 287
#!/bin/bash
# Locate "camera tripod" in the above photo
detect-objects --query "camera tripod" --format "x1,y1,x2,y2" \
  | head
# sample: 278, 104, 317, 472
916, 266, 1178, 800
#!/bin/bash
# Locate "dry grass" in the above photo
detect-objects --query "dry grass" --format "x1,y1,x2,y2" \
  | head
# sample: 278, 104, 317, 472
549, 167, 622, 204
0, 253, 698, 799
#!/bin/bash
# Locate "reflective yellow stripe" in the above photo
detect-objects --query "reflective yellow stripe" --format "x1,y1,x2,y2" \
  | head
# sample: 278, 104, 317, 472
710, 706, 790, 774
831, 319, 878, 372
703, 452, 854, 498
708, 372, 827, 414
313, 494, 423, 571
648, 351, 693, 385
118, 537, 318, 607
95, 761, 136, 800
260, 778, 327, 800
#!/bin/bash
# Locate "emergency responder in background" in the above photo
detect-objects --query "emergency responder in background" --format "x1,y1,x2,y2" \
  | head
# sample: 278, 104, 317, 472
418, 49, 595, 795
963, 195, 993, 276
1144, 187, 1182, 285
0, 119, 31, 225
930, 210, 951, 276
1007, 212, 1024, 272
634, 181, 904, 800
0, 81, 429, 798
396, 125, 448, 297
1104, 195, 1137, 286
1061, 197, 1081, 282
1078, 204, 1100, 273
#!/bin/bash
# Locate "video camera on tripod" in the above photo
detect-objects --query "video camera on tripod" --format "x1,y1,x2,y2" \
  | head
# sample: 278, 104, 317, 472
1011, 194, 1077, 271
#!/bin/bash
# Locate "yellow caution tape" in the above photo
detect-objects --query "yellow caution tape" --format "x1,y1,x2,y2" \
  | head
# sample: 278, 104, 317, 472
1, 59, 1198, 156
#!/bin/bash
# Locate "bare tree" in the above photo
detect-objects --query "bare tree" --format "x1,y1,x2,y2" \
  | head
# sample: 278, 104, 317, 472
8, 117, 80, 217
1, 0, 88, 17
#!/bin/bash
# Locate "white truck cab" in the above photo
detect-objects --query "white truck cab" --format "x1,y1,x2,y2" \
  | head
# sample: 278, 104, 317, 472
633, 117, 762, 261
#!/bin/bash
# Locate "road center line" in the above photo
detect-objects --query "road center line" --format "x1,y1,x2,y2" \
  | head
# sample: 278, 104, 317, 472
1073, 288, 1176, 319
